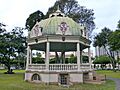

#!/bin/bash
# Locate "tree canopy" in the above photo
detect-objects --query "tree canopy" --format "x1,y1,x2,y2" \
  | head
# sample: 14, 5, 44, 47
46, 0, 95, 36
93, 27, 112, 47
93, 27, 117, 71
108, 30, 120, 51
25, 10, 44, 31
25, 0, 95, 36
93, 55, 110, 64
0, 25, 26, 73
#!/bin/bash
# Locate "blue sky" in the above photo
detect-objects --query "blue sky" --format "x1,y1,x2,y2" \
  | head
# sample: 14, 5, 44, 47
0, 0, 120, 33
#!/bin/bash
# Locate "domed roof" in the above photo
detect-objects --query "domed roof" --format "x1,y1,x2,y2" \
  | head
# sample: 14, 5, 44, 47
29, 9, 86, 38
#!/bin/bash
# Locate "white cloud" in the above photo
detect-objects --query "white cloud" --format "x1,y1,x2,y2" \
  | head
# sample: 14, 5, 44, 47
1, 0, 120, 56
78, 0, 120, 32
0, 0, 120, 32
0, 0, 56, 28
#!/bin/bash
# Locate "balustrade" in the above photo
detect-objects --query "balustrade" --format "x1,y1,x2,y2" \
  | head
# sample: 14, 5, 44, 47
27, 63, 90, 71
28, 64, 46, 70
49, 64, 78, 71
80, 63, 90, 70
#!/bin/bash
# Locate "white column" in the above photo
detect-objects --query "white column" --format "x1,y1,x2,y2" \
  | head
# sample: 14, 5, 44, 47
29, 48, 32, 64
46, 42, 50, 71
26, 46, 30, 70
77, 43, 80, 71
80, 51, 82, 63
88, 47, 92, 69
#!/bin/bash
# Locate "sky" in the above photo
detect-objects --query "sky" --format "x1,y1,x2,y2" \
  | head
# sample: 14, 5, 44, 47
0, 0, 120, 55
0, 0, 120, 32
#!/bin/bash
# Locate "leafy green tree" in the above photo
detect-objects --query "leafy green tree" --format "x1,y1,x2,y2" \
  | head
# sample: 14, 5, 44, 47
93, 55, 111, 69
68, 54, 77, 63
108, 30, 120, 68
93, 27, 117, 71
25, 10, 44, 31
93, 55, 110, 64
108, 30, 120, 51
32, 52, 44, 64
0, 26, 26, 73
45, 0, 95, 36
82, 56, 89, 63
117, 20, 120, 29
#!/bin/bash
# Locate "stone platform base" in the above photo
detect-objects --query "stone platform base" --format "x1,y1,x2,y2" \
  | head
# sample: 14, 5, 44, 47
24, 70, 89, 85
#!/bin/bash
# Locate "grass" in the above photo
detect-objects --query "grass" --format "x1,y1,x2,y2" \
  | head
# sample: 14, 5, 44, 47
96, 70, 120, 78
0, 70, 116, 90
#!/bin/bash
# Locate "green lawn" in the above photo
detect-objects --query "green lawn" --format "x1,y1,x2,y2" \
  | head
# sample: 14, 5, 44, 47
0, 70, 116, 90
96, 70, 120, 78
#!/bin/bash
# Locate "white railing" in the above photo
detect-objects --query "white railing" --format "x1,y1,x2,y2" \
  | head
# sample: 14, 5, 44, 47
27, 64, 90, 71
49, 64, 78, 71
80, 63, 90, 70
28, 64, 46, 70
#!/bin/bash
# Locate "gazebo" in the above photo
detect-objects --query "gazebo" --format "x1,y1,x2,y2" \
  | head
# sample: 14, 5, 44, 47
25, 9, 93, 85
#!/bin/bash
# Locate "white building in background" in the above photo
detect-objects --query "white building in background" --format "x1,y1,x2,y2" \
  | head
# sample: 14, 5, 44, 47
95, 46, 120, 59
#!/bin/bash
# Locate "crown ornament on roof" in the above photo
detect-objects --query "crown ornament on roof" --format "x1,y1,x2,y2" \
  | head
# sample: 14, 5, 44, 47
49, 5, 65, 17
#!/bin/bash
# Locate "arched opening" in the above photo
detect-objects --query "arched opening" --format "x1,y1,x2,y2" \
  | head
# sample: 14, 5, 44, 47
31, 73, 41, 81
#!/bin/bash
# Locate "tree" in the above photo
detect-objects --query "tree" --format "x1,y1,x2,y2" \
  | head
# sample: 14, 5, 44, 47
0, 26, 26, 73
117, 20, 120, 29
93, 27, 117, 71
25, 10, 44, 31
93, 55, 111, 70
32, 52, 44, 64
68, 54, 77, 63
93, 55, 110, 64
45, 0, 95, 37
108, 30, 120, 51
108, 30, 120, 68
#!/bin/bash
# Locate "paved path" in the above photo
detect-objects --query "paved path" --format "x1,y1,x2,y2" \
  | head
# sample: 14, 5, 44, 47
107, 77, 120, 90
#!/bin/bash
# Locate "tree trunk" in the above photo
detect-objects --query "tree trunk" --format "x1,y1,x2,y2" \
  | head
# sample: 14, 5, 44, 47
7, 65, 11, 73
117, 51, 119, 70
61, 51, 65, 64
103, 45, 116, 72
55, 52, 60, 63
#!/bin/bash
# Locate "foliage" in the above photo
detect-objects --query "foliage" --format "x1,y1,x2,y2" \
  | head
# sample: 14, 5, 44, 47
68, 54, 77, 63
108, 30, 120, 51
0, 25, 26, 73
93, 55, 110, 64
82, 56, 89, 63
93, 27, 117, 71
117, 20, 120, 29
25, 10, 44, 31
32, 52, 44, 64
46, 0, 95, 36
50, 58, 56, 64
93, 27, 112, 47
67, 54, 90, 63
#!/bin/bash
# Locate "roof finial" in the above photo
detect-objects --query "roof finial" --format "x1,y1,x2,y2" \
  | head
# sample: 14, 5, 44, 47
57, 4, 60, 11
56, 4, 61, 13
49, 3, 65, 17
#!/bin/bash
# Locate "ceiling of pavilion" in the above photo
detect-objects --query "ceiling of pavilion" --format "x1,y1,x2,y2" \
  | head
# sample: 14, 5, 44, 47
30, 42, 88, 52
